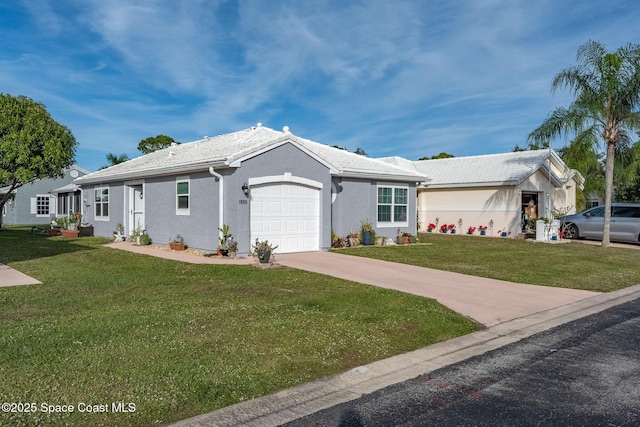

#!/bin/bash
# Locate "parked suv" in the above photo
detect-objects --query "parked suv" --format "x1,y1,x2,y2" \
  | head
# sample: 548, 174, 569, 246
561, 203, 640, 244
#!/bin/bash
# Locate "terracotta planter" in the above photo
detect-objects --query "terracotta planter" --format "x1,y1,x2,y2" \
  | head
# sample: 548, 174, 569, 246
169, 242, 185, 251
61, 229, 79, 238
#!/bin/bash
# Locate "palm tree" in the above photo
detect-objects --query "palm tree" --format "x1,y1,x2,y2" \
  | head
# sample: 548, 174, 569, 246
529, 40, 640, 247
101, 153, 130, 169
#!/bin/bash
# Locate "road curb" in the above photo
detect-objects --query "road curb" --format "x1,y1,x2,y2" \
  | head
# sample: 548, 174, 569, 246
170, 284, 640, 427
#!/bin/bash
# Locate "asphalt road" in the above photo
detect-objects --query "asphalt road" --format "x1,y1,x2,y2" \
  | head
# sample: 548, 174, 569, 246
286, 297, 640, 427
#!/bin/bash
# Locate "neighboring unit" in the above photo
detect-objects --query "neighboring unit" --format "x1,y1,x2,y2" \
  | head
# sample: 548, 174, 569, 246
1, 166, 90, 226
406, 150, 584, 236
74, 125, 425, 255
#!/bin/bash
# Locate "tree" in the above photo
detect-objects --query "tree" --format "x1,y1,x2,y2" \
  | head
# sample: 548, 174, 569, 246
354, 147, 367, 156
137, 134, 178, 154
528, 40, 640, 248
100, 153, 130, 169
418, 152, 454, 160
0, 94, 77, 229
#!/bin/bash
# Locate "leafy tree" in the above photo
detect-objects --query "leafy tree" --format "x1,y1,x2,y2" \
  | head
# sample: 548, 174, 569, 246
354, 147, 367, 156
0, 94, 77, 229
529, 40, 640, 248
100, 153, 130, 169
418, 152, 454, 160
137, 134, 178, 154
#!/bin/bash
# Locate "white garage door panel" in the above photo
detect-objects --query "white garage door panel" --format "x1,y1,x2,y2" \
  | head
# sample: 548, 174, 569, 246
251, 182, 320, 253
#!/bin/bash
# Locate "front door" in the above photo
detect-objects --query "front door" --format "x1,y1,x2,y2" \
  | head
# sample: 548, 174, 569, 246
521, 192, 539, 230
130, 185, 145, 234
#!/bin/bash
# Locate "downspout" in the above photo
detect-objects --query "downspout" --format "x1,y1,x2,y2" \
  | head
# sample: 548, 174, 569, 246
208, 167, 224, 243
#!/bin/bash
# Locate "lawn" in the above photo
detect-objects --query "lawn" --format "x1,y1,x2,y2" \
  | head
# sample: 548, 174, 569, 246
0, 227, 476, 427
337, 233, 640, 292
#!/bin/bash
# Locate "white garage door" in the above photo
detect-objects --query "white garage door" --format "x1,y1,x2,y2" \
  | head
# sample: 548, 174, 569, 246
250, 183, 320, 253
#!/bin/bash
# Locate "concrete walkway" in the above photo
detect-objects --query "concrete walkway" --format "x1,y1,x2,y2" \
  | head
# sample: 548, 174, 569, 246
0, 262, 41, 287
277, 252, 598, 327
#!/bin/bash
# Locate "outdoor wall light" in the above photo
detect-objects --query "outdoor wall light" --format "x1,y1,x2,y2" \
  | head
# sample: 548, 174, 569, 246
139, 193, 143, 199
242, 182, 249, 196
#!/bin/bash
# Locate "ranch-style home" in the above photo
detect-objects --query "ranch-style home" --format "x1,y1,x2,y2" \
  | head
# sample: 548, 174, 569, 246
74, 125, 426, 255
408, 149, 584, 237
1, 166, 90, 226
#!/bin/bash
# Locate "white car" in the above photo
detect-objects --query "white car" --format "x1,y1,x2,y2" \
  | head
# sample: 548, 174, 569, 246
561, 203, 640, 244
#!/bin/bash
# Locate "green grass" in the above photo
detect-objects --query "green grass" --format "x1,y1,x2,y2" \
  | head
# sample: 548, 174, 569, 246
336, 233, 640, 292
0, 227, 476, 426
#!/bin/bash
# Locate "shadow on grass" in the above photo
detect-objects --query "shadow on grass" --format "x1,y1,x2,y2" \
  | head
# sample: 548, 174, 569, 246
0, 226, 108, 264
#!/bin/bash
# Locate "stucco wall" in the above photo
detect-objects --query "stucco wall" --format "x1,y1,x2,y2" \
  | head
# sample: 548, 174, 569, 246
82, 183, 125, 238
418, 187, 521, 237
332, 178, 418, 240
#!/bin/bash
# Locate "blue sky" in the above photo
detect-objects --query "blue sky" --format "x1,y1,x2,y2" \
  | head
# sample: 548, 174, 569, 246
2, 0, 639, 172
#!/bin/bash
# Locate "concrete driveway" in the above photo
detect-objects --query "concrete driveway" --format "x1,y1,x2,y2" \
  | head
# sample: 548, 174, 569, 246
277, 251, 598, 327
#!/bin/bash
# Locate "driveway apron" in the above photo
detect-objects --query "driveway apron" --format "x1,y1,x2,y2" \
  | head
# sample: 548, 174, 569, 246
277, 251, 598, 327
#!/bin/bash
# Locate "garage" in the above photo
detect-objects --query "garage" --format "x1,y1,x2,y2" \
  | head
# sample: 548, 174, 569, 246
250, 182, 320, 253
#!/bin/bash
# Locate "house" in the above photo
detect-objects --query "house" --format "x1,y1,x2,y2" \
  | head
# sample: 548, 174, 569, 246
74, 125, 426, 255
407, 149, 584, 236
1, 166, 90, 226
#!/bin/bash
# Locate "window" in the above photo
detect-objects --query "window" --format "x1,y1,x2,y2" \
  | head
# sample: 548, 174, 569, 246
57, 194, 68, 216
176, 177, 190, 215
36, 195, 50, 216
94, 187, 109, 220
377, 185, 408, 226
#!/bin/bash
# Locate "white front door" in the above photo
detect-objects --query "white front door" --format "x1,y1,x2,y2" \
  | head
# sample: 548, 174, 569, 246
250, 183, 320, 253
130, 185, 145, 233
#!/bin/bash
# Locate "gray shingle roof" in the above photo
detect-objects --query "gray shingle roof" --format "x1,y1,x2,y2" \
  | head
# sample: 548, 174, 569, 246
75, 125, 426, 184
411, 149, 579, 188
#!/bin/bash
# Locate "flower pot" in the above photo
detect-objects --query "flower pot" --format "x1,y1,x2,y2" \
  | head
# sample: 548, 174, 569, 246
375, 237, 384, 246
362, 231, 373, 246
220, 249, 229, 257
403, 236, 409, 245
169, 242, 185, 251
450, 229, 456, 234
61, 229, 79, 238
397, 236, 404, 245
480, 230, 486, 236
427, 228, 433, 232
348, 237, 360, 247
257, 249, 272, 263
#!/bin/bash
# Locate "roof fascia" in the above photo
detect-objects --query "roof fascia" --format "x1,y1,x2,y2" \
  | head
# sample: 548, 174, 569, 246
339, 171, 427, 182
74, 159, 228, 185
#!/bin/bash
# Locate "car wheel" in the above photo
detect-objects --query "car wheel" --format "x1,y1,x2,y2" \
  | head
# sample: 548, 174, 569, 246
563, 223, 578, 239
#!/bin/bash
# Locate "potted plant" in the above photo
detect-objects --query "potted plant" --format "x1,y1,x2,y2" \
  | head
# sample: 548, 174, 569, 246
479, 225, 488, 236
217, 224, 233, 256
55, 216, 79, 238
227, 240, 238, 257
360, 219, 375, 246
169, 234, 185, 251
448, 224, 456, 234
347, 232, 360, 247
138, 232, 152, 245
440, 224, 448, 233
427, 223, 436, 232
250, 238, 278, 264
467, 226, 476, 235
